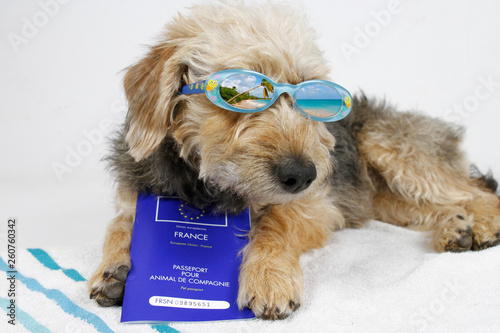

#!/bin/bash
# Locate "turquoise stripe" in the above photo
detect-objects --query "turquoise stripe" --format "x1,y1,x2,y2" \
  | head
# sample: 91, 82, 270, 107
0, 296, 51, 333
28, 248, 86, 282
0, 257, 113, 333
153, 324, 181, 333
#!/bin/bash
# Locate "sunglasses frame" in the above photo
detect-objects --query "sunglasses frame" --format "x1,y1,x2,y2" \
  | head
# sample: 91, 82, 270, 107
180, 69, 352, 122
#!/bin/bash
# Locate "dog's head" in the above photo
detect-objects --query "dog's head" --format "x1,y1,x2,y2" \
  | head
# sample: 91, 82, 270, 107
123, 2, 336, 206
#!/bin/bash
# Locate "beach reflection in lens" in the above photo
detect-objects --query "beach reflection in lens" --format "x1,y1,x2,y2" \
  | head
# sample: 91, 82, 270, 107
295, 84, 342, 118
220, 74, 274, 110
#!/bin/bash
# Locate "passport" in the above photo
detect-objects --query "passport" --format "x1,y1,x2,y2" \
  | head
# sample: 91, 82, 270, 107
121, 193, 255, 322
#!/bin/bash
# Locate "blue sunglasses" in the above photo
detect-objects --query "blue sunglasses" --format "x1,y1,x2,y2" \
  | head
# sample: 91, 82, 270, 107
180, 69, 352, 122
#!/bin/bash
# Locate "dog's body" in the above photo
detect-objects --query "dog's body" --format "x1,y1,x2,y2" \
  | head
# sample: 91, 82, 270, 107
89, 2, 500, 319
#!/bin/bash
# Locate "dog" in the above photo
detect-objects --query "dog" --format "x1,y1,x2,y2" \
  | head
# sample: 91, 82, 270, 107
89, 1, 500, 320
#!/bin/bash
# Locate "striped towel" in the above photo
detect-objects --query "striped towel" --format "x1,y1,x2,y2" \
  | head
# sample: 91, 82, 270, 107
0, 247, 178, 333
1, 221, 499, 332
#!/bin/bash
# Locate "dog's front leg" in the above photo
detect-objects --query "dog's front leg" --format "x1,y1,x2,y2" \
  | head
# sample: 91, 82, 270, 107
238, 192, 343, 319
89, 187, 137, 306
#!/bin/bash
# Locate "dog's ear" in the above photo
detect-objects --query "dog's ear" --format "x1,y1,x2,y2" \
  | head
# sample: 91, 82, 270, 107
123, 43, 184, 162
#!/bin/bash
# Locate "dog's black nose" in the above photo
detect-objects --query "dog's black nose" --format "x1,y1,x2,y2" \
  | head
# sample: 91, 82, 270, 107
275, 158, 317, 194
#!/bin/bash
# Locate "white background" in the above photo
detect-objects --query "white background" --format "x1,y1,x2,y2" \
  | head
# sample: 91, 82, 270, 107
1, 0, 499, 248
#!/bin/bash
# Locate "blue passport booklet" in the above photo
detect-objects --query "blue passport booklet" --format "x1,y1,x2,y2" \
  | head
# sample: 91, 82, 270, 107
121, 193, 255, 322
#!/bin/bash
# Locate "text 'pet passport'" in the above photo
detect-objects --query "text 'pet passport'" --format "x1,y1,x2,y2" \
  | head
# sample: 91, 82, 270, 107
121, 193, 255, 322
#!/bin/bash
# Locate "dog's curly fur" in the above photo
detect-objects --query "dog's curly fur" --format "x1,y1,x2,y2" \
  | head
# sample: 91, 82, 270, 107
89, 1, 500, 319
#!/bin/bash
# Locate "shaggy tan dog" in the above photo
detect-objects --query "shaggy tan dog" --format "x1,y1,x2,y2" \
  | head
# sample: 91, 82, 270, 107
89, 1, 500, 320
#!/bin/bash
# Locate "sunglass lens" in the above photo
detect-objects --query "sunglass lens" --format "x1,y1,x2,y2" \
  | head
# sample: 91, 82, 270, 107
295, 84, 344, 118
220, 74, 274, 110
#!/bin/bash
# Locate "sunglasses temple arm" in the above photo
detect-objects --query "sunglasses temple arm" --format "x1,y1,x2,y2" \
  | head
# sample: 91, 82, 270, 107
181, 80, 207, 95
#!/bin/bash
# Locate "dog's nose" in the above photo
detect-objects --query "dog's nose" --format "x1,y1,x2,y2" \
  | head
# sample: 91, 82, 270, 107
275, 158, 317, 194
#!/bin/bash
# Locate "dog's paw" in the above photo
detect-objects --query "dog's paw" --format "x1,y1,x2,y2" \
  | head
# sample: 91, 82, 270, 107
471, 215, 500, 250
434, 214, 474, 252
445, 225, 473, 252
88, 258, 130, 307
237, 259, 302, 320
464, 195, 500, 251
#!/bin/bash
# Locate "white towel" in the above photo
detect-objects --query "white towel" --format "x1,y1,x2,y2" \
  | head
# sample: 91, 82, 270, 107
1, 221, 499, 333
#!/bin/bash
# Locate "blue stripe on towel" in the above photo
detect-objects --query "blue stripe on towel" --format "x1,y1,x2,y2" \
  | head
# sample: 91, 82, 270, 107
0, 258, 114, 333
0, 296, 51, 333
152, 324, 181, 333
28, 248, 86, 282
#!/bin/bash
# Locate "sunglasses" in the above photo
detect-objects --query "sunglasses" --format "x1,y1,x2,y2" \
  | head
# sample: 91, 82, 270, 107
180, 69, 352, 122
